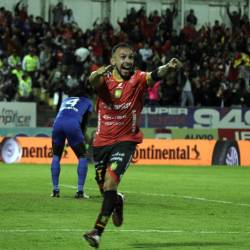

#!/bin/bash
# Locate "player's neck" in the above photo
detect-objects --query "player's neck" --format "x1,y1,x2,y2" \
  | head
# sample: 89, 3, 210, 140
112, 68, 125, 82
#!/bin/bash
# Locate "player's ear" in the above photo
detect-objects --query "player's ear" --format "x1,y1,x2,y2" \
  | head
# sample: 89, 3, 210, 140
110, 56, 115, 66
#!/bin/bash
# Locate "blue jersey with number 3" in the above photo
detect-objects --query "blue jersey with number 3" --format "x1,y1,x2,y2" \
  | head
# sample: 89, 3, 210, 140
52, 97, 93, 146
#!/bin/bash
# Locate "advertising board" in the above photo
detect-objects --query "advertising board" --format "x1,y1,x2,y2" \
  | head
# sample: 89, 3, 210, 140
0, 102, 36, 128
141, 107, 250, 128
1, 137, 249, 166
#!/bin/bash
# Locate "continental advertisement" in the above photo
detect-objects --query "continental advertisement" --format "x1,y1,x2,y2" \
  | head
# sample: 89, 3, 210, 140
1, 137, 250, 166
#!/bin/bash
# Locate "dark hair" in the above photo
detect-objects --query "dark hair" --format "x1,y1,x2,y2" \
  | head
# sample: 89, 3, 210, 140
67, 84, 94, 97
111, 43, 134, 55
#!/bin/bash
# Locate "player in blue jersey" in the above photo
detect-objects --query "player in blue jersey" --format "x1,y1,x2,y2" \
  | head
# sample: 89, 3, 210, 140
50, 87, 93, 198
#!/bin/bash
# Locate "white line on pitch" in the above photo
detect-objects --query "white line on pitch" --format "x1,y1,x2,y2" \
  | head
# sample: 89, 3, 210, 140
1, 228, 250, 234
60, 184, 250, 208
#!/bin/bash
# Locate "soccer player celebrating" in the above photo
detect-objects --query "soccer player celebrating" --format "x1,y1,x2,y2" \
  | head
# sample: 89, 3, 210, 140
51, 87, 93, 198
83, 43, 182, 248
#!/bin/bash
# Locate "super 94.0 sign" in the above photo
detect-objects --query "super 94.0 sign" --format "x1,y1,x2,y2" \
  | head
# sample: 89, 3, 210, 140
141, 107, 250, 128
0, 102, 36, 128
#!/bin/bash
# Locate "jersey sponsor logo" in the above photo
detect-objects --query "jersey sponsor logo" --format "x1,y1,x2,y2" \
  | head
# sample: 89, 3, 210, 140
103, 102, 132, 110
113, 102, 131, 110
104, 121, 125, 126
103, 115, 127, 120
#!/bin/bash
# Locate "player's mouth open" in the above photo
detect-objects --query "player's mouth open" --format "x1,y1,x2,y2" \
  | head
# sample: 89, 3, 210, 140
120, 65, 132, 75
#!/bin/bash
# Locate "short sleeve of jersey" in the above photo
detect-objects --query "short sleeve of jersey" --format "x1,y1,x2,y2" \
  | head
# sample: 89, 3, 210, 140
138, 70, 148, 80
135, 70, 148, 89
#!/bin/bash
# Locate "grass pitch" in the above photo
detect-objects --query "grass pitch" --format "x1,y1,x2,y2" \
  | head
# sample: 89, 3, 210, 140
0, 163, 250, 250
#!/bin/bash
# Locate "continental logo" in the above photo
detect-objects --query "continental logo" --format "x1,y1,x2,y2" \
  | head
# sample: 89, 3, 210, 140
22, 146, 69, 158
132, 145, 200, 163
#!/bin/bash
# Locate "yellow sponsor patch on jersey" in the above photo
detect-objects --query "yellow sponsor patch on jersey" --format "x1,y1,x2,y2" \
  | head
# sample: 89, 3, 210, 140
114, 89, 122, 98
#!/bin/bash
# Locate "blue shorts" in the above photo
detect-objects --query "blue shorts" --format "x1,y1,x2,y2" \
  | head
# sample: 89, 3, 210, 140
52, 118, 84, 147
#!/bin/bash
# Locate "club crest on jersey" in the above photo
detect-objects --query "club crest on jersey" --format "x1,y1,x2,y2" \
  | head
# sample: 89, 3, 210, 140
114, 88, 122, 98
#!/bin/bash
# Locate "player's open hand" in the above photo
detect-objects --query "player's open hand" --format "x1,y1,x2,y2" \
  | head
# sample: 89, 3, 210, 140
168, 58, 183, 69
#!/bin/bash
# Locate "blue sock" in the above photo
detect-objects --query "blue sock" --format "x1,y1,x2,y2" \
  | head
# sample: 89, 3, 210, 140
77, 158, 88, 192
51, 155, 60, 191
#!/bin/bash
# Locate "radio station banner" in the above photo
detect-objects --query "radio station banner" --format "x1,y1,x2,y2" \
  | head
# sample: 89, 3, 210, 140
1, 137, 250, 166
0, 102, 36, 128
141, 107, 250, 129
155, 128, 250, 140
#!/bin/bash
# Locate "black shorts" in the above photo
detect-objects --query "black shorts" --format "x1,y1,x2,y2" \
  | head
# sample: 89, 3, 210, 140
93, 141, 137, 181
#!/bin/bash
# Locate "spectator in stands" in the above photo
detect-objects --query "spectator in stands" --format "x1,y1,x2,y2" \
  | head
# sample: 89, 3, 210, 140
138, 43, 153, 70
17, 71, 33, 101
226, 2, 241, 33
146, 80, 161, 106
0, 2, 249, 110
186, 9, 197, 27
39, 44, 52, 71
228, 77, 246, 107
22, 46, 40, 99
160, 4, 177, 35
14, 1, 28, 22
159, 75, 179, 106
242, 82, 250, 107
0, 69, 18, 101
233, 52, 250, 88
11, 63, 23, 82
47, 63, 67, 110
52, 2, 64, 25
178, 64, 194, 107
22, 46, 40, 80
74, 46, 90, 75
7, 49, 21, 68
63, 8, 75, 24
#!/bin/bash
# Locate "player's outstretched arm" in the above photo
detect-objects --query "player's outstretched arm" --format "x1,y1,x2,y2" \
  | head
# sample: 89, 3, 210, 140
147, 58, 182, 86
89, 65, 113, 88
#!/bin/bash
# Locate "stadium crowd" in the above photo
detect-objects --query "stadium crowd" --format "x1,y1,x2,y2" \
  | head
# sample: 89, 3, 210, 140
0, 1, 250, 109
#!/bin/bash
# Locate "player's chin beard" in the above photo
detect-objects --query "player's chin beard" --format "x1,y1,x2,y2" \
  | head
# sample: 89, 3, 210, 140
116, 66, 134, 80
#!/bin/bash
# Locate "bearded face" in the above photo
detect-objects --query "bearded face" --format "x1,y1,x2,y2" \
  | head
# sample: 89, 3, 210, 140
111, 47, 135, 80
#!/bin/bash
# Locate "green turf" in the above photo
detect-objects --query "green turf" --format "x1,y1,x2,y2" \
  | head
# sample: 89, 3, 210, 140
0, 163, 250, 250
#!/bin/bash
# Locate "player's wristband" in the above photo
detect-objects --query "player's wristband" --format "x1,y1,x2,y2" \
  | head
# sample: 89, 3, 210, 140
151, 69, 162, 81
151, 65, 170, 81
